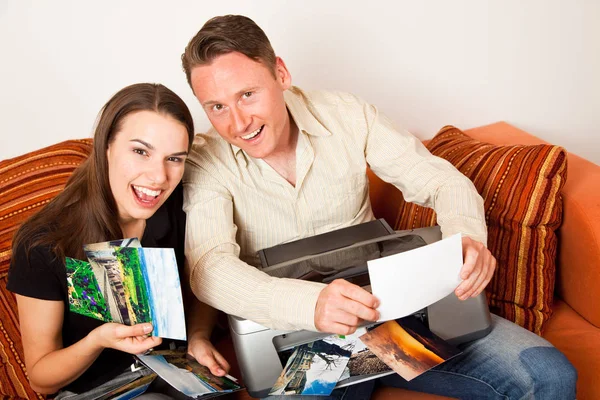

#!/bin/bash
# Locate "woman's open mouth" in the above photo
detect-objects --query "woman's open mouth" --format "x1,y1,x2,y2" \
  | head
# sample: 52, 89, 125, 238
131, 185, 162, 208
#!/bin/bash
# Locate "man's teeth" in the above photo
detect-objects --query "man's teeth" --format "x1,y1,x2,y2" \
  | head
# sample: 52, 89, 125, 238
241, 126, 262, 140
133, 186, 161, 197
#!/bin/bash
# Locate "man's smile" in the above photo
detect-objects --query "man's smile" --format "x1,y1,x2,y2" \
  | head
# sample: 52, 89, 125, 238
241, 125, 264, 141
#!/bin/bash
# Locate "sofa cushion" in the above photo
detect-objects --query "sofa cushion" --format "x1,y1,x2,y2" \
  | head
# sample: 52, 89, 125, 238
394, 126, 567, 335
0, 139, 92, 398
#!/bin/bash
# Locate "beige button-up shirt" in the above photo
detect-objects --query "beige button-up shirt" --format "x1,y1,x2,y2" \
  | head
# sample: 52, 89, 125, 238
183, 86, 487, 331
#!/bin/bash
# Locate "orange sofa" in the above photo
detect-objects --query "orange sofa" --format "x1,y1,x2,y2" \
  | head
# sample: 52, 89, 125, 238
1, 122, 598, 399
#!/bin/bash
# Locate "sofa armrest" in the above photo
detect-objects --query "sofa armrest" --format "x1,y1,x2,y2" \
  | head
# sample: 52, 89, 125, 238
465, 122, 600, 328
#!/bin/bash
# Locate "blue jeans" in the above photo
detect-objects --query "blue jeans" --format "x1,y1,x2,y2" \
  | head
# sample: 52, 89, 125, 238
265, 314, 577, 400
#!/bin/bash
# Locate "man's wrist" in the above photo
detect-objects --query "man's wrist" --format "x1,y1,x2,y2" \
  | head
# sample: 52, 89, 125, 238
188, 330, 211, 344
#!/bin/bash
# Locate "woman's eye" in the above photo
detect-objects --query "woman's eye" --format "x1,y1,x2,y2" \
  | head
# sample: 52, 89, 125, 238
133, 148, 148, 156
243, 91, 253, 98
212, 104, 224, 112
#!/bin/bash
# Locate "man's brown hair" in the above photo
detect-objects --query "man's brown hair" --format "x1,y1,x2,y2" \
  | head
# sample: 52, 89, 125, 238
181, 15, 277, 89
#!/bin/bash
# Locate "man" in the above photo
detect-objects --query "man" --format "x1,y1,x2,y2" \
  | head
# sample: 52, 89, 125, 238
181, 15, 576, 399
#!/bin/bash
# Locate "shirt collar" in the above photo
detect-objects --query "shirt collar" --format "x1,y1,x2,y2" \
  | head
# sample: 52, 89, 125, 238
230, 86, 331, 161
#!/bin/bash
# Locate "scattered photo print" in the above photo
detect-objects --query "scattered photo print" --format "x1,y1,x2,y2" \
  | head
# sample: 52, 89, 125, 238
65, 257, 111, 321
270, 337, 352, 396
116, 247, 186, 340
335, 328, 391, 382
359, 316, 461, 381
96, 373, 156, 400
137, 350, 242, 398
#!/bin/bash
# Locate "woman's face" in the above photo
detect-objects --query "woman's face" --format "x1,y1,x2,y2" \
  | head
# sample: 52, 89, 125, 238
106, 110, 189, 225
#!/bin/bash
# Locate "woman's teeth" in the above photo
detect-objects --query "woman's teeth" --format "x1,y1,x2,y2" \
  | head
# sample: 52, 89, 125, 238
133, 185, 161, 197
242, 126, 263, 140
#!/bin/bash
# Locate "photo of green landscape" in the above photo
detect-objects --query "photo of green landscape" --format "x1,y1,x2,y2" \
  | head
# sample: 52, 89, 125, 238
115, 247, 151, 325
65, 257, 111, 321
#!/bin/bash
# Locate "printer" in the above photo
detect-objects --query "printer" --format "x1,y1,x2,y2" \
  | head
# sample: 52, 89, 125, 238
229, 219, 492, 398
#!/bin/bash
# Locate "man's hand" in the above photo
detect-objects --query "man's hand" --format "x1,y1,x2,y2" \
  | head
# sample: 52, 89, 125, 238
315, 279, 380, 335
187, 336, 230, 377
455, 236, 496, 300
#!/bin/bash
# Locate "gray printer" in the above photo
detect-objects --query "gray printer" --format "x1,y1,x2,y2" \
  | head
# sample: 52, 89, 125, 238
229, 220, 492, 398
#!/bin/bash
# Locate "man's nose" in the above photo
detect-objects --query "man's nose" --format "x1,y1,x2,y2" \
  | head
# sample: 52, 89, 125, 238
230, 106, 251, 134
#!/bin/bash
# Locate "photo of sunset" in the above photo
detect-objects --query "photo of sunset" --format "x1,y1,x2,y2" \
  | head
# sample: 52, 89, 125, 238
359, 316, 461, 381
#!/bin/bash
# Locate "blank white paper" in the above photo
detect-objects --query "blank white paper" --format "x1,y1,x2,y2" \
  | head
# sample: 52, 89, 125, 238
368, 233, 463, 322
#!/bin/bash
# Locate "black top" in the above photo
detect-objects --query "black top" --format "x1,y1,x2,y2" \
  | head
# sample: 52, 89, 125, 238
6, 184, 186, 394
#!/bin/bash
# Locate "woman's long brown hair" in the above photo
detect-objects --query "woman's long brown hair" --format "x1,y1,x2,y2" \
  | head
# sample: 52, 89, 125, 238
12, 83, 194, 262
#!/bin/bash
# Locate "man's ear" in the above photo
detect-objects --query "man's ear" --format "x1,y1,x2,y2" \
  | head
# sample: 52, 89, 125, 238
274, 56, 292, 90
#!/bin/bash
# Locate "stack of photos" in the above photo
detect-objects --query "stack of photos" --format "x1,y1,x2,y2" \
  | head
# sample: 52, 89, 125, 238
270, 337, 352, 396
137, 350, 243, 398
273, 316, 462, 394
95, 373, 157, 400
65, 238, 186, 340
359, 316, 462, 381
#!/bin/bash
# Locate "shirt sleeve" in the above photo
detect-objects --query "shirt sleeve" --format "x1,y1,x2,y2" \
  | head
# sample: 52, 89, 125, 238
7, 244, 65, 301
362, 102, 488, 245
183, 155, 326, 332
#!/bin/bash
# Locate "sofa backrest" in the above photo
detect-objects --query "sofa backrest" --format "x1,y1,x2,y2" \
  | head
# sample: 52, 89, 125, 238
0, 139, 92, 399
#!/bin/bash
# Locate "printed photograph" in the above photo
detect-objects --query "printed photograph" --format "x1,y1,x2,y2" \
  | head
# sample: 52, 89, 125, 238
334, 328, 391, 382
137, 350, 242, 397
84, 239, 142, 324
116, 247, 186, 340
359, 316, 462, 381
65, 257, 111, 321
96, 373, 157, 400
270, 338, 352, 396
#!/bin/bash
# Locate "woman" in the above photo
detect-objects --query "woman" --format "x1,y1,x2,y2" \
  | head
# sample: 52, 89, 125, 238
7, 83, 228, 398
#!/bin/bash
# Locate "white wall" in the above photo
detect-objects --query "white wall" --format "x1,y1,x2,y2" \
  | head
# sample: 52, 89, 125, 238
1, 0, 599, 164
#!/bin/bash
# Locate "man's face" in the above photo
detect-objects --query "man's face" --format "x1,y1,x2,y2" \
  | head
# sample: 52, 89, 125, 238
190, 52, 292, 159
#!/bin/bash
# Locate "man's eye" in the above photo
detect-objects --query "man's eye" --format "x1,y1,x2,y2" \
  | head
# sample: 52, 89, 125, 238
133, 148, 148, 156
212, 104, 224, 112
243, 91, 253, 98
168, 157, 183, 163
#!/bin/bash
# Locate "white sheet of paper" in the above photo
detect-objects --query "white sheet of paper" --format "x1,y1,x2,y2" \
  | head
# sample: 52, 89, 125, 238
367, 233, 463, 322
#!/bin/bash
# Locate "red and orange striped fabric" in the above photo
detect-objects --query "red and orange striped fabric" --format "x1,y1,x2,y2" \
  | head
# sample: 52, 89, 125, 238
395, 126, 567, 335
0, 139, 92, 399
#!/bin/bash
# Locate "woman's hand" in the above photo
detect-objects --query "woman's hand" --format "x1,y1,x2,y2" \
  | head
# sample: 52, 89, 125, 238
91, 322, 162, 354
187, 336, 230, 376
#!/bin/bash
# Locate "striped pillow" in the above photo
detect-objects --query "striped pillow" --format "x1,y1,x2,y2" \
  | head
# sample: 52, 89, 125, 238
0, 139, 92, 399
395, 126, 567, 335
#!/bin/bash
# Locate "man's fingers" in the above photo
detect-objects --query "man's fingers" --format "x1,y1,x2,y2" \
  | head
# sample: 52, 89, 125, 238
460, 248, 478, 280
322, 321, 359, 336
213, 351, 231, 375
470, 256, 496, 297
463, 266, 488, 298
339, 297, 379, 322
200, 355, 221, 376
315, 280, 380, 332
335, 280, 379, 309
